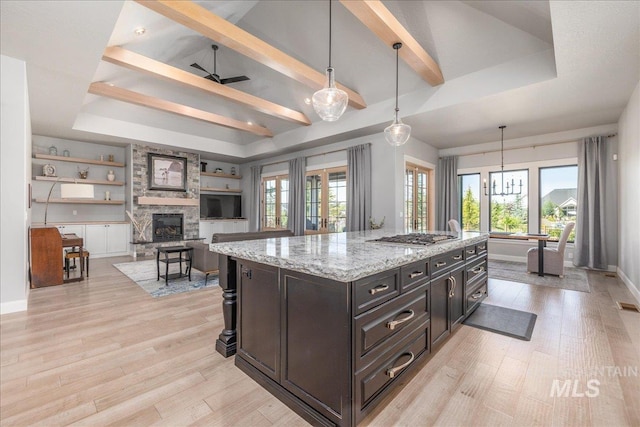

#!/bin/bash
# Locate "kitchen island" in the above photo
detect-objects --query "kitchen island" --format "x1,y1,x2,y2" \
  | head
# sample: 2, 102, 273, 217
210, 230, 489, 426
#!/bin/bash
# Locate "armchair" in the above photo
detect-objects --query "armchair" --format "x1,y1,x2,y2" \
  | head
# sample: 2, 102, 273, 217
527, 222, 575, 277
448, 219, 461, 233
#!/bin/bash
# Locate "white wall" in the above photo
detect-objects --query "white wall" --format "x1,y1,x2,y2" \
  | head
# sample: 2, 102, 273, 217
1, 55, 31, 314
241, 133, 439, 231
617, 80, 640, 302
445, 125, 619, 267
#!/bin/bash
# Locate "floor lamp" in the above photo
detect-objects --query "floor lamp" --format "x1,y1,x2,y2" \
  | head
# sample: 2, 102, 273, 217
44, 179, 95, 226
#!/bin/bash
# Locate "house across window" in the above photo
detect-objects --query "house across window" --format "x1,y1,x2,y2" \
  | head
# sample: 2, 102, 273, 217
539, 165, 577, 242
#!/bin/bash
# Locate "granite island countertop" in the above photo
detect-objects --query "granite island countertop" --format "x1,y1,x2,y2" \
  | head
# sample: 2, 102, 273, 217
210, 229, 489, 282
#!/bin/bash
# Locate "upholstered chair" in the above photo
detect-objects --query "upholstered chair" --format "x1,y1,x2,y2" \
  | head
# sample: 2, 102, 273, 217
527, 222, 575, 277
448, 219, 461, 233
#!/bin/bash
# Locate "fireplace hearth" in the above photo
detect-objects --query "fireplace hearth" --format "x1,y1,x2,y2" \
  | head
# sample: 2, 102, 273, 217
152, 213, 184, 242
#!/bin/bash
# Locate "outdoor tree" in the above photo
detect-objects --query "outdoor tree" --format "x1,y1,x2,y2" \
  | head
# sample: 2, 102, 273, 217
461, 186, 479, 230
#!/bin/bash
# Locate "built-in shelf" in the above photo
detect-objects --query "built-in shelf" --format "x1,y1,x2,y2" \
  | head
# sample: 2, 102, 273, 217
201, 171, 241, 179
200, 187, 242, 193
34, 198, 124, 205
34, 176, 125, 186
137, 196, 199, 206
34, 153, 125, 167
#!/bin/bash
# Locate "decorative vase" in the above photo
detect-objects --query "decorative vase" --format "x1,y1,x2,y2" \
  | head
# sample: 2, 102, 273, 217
63, 149, 70, 157
107, 170, 115, 181
48, 145, 58, 155
230, 167, 236, 175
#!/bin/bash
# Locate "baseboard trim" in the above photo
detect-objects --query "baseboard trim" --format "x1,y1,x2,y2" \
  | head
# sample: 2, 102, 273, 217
617, 267, 640, 305
488, 254, 526, 263
1, 299, 27, 315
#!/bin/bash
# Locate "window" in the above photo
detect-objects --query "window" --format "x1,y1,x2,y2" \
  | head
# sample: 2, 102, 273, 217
489, 169, 528, 233
539, 165, 577, 242
262, 175, 288, 230
305, 167, 347, 234
405, 164, 434, 232
458, 173, 480, 231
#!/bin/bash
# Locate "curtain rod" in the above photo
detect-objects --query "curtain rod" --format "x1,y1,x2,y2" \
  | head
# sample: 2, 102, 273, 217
257, 143, 371, 168
440, 133, 617, 159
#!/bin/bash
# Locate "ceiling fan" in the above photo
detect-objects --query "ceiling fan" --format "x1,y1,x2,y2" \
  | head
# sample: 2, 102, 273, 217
190, 44, 250, 85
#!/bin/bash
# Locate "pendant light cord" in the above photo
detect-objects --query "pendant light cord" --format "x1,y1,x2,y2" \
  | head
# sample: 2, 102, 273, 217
395, 43, 399, 115
328, 0, 332, 68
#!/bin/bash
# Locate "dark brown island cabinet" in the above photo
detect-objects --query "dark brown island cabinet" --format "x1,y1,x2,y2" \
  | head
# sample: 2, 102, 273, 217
232, 238, 488, 427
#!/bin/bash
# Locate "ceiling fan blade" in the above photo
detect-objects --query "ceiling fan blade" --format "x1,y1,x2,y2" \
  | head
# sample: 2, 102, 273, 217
220, 75, 250, 85
190, 62, 208, 73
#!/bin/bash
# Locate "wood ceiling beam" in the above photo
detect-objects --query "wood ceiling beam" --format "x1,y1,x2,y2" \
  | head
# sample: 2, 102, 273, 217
340, 0, 444, 86
88, 82, 273, 137
102, 46, 309, 126
135, 0, 367, 110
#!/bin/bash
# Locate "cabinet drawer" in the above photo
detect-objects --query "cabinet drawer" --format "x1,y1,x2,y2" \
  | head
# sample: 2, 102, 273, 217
466, 280, 487, 314
355, 319, 429, 411
355, 283, 429, 370
354, 270, 400, 315
465, 244, 479, 261
431, 249, 464, 277
466, 258, 487, 285
476, 240, 488, 255
400, 259, 429, 291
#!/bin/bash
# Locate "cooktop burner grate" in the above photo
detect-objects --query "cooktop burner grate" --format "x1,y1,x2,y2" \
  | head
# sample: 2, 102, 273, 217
371, 233, 457, 245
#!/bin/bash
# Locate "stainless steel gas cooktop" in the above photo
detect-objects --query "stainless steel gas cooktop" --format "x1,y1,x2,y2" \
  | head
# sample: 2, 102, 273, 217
371, 233, 456, 245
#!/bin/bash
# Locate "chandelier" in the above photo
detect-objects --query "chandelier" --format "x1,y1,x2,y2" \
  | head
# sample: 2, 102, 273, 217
384, 42, 411, 146
483, 125, 522, 196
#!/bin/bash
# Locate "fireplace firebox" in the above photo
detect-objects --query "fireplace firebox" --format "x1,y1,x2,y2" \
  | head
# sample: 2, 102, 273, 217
152, 213, 184, 242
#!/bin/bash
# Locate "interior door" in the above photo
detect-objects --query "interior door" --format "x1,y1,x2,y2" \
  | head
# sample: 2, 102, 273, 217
262, 176, 289, 230
305, 167, 347, 234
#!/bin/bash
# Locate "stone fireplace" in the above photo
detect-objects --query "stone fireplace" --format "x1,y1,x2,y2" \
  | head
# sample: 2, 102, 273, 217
152, 213, 184, 242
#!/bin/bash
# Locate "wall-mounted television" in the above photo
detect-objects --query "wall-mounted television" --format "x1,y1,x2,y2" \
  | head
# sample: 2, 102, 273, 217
200, 194, 242, 219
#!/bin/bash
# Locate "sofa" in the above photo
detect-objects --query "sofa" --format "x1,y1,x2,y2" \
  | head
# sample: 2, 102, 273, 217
187, 229, 295, 276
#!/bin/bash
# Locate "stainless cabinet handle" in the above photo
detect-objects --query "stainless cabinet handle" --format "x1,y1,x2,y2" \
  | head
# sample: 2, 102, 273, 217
453, 255, 463, 260
369, 284, 389, 295
386, 309, 415, 330
471, 291, 485, 300
466, 250, 475, 254
471, 266, 485, 274
435, 261, 447, 267
241, 268, 252, 279
448, 275, 457, 298
409, 271, 424, 279
387, 352, 415, 378
478, 245, 486, 250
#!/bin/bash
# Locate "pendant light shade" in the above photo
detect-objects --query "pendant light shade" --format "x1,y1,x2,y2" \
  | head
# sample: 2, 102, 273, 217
385, 42, 411, 146
312, 0, 348, 122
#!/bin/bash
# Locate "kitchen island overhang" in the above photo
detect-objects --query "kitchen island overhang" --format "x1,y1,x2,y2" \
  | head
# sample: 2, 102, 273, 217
210, 230, 489, 426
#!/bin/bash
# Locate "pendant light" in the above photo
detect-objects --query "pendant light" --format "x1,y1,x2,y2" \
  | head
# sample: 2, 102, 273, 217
483, 125, 523, 196
385, 42, 411, 146
312, 0, 348, 122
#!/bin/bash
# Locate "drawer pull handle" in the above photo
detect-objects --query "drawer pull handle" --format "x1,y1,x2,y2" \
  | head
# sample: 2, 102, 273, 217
453, 255, 463, 260
386, 309, 415, 330
409, 271, 424, 279
369, 284, 389, 295
448, 276, 457, 298
471, 266, 485, 274
387, 352, 415, 378
471, 291, 485, 300
478, 245, 486, 250
466, 250, 475, 254
435, 261, 447, 268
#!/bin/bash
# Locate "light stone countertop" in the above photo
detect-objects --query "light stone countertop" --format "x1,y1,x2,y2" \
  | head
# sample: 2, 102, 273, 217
210, 229, 489, 282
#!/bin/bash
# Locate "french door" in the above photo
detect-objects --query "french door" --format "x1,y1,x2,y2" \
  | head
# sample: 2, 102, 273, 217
262, 175, 289, 230
305, 167, 347, 234
405, 164, 434, 232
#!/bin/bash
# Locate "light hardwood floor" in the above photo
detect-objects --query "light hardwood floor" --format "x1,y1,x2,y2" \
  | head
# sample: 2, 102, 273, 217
1, 257, 639, 426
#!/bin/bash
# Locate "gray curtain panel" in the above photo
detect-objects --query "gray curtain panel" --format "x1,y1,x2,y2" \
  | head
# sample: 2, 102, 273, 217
288, 157, 306, 236
347, 143, 372, 232
574, 136, 608, 269
249, 165, 262, 232
437, 156, 459, 231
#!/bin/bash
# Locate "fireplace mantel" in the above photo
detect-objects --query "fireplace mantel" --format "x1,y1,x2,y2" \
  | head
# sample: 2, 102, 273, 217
137, 196, 198, 206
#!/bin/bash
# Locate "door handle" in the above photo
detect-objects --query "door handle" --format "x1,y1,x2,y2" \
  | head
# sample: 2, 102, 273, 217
241, 268, 252, 279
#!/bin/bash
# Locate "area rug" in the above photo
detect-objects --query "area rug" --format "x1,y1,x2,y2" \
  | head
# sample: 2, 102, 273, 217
113, 260, 218, 298
488, 259, 590, 293
464, 304, 537, 341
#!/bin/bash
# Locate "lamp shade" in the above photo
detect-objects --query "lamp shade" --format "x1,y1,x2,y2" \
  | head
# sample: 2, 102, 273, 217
312, 67, 348, 122
384, 117, 411, 146
61, 183, 94, 199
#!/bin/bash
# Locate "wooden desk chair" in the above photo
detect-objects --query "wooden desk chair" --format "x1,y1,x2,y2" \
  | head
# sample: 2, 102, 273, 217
64, 250, 90, 279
